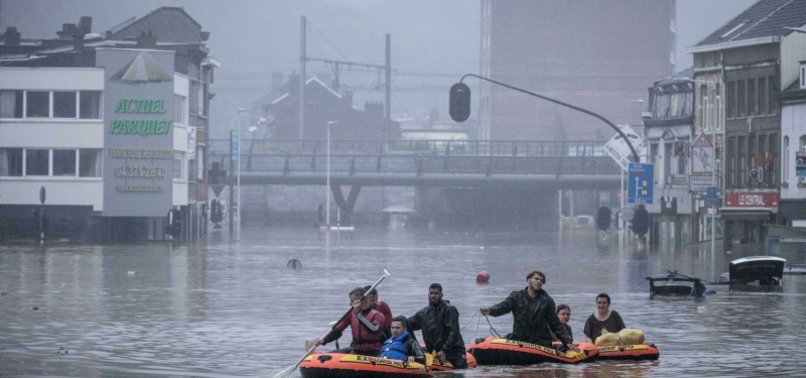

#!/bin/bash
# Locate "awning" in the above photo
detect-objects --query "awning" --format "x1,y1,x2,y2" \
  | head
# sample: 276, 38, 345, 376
719, 210, 773, 221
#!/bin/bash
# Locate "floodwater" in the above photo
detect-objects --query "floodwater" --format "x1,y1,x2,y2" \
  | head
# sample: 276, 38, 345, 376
1, 227, 805, 377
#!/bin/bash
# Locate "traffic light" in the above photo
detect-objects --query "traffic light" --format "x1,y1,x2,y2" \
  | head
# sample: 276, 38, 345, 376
449, 82, 471, 122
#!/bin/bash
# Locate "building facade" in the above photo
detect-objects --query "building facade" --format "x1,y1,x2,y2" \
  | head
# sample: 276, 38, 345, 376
643, 72, 694, 250
0, 8, 215, 241
687, 0, 806, 250
479, 0, 675, 141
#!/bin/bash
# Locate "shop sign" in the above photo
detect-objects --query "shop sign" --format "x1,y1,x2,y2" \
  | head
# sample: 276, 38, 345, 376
724, 191, 778, 209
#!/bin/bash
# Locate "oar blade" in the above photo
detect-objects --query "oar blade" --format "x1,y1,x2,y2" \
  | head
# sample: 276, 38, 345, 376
272, 364, 297, 378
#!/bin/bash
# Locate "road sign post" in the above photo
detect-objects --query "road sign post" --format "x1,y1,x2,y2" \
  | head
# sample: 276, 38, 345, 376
627, 163, 654, 205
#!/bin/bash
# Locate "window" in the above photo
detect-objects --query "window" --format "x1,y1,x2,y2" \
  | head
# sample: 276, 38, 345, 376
52, 149, 76, 176
25, 149, 49, 176
738, 136, 746, 186
769, 77, 777, 114
79, 91, 101, 119
747, 79, 756, 115
758, 77, 767, 114
726, 81, 736, 117
174, 94, 186, 124
53, 91, 77, 118
0, 90, 23, 118
737, 80, 746, 116
769, 134, 777, 187
784, 136, 790, 183
79, 149, 102, 177
0, 148, 23, 176
174, 151, 185, 179
26, 91, 49, 118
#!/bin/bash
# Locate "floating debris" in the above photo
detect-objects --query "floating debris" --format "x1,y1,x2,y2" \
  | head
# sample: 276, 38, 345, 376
287, 258, 302, 270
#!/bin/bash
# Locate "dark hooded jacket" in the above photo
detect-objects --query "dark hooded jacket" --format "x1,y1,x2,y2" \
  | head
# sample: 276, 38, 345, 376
488, 287, 572, 347
407, 299, 466, 358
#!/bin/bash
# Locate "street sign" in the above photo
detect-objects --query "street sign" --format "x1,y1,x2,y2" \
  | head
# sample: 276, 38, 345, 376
603, 124, 644, 171
704, 186, 719, 208
230, 129, 239, 161
627, 162, 654, 204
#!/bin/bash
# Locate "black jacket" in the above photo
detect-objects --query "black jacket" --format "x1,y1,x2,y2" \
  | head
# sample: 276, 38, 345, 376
488, 287, 572, 347
407, 299, 466, 357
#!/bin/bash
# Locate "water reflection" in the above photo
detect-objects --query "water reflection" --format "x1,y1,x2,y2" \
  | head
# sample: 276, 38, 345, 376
0, 227, 804, 377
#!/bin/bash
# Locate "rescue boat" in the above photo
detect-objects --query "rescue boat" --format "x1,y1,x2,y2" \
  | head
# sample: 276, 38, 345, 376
299, 353, 431, 378
578, 342, 660, 361
468, 337, 598, 365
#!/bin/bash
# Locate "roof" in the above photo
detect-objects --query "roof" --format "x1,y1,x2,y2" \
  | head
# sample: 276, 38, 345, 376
691, 0, 806, 51
106, 7, 205, 44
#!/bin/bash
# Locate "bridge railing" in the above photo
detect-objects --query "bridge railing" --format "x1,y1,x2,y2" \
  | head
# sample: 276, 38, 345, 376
209, 139, 608, 158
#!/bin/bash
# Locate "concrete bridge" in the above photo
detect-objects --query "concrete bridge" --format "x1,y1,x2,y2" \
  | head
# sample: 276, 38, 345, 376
208, 139, 621, 226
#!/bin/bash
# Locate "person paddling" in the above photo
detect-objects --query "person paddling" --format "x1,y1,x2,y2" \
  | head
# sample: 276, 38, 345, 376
316, 287, 386, 356
379, 316, 426, 364
364, 285, 393, 338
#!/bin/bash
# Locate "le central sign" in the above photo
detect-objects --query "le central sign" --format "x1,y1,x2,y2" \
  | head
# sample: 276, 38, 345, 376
724, 191, 778, 209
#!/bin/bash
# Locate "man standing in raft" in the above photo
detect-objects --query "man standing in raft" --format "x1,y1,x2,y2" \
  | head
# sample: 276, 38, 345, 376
408, 283, 468, 368
480, 271, 578, 352
316, 287, 387, 356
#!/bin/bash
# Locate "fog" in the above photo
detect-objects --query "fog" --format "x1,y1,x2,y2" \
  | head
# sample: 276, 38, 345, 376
1, 0, 756, 138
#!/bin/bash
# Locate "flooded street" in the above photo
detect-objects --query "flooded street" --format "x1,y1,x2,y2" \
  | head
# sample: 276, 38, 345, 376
2, 227, 805, 377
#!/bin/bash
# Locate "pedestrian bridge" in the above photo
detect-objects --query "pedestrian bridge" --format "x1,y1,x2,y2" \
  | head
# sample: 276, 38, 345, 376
208, 139, 621, 190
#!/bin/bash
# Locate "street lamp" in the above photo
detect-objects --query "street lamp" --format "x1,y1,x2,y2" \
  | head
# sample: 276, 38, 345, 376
325, 121, 338, 229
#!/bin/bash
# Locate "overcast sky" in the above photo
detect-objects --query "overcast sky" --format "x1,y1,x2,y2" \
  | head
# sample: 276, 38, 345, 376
1, 0, 757, 136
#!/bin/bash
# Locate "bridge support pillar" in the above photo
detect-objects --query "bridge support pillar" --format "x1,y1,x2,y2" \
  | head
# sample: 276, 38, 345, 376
331, 184, 361, 226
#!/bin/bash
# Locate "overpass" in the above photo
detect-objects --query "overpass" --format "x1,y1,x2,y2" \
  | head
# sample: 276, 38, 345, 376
208, 139, 622, 225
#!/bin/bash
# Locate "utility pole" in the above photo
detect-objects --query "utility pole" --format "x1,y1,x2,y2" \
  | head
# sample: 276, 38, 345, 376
299, 16, 306, 144
385, 33, 391, 142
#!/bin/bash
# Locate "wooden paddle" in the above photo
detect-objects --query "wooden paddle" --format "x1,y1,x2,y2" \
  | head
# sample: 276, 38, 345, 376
273, 269, 391, 378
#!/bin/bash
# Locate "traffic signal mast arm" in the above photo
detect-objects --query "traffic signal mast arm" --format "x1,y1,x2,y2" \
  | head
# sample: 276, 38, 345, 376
456, 73, 640, 163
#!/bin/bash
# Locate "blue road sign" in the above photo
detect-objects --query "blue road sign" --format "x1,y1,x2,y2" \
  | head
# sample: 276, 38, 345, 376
230, 130, 239, 161
704, 186, 719, 208
627, 162, 654, 204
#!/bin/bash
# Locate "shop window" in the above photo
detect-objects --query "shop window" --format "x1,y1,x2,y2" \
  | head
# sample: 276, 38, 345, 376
79, 91, 101, 119
0, 90, 23, 118
26, 91, 49, 118
79, 149, 102, 177
0, 148, 23, 176
25, 149, 49, 176
174, 151, 185, 179
53, 91, 77, 118
53, 149, 76, 176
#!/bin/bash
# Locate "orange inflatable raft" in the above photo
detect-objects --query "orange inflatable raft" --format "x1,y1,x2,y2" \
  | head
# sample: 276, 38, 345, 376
582, 342, 660, 361
299, 353, 431, 378
468, 337, 598, 365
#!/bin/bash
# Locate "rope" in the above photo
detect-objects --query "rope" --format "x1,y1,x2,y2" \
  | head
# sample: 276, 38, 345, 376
460, 311, 480, 331
484, 315, 503, 338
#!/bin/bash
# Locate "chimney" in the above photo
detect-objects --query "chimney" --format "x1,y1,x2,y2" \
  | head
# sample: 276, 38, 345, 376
4, 27, 20, 45
57, 23, 77, 40
78, 16, 92, 34
136, 31, 157, 49
72, 34, 84, 50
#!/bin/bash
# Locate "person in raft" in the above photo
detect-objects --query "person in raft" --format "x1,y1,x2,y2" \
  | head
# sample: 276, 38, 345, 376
480, 271, 578, 352
316, 287, 387, 356
551, 304, 573, 342
379, 316, 426, 364
583, 293, 626, 343
408, 283, 468, 368
364, 285, 393, 338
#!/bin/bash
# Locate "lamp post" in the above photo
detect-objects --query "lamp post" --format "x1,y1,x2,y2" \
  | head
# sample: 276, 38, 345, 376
325, 121, 338, 229
228, 107, 248, 242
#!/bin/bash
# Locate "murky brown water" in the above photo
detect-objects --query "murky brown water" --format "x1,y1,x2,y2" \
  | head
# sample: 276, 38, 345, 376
1, 227, 805, 377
